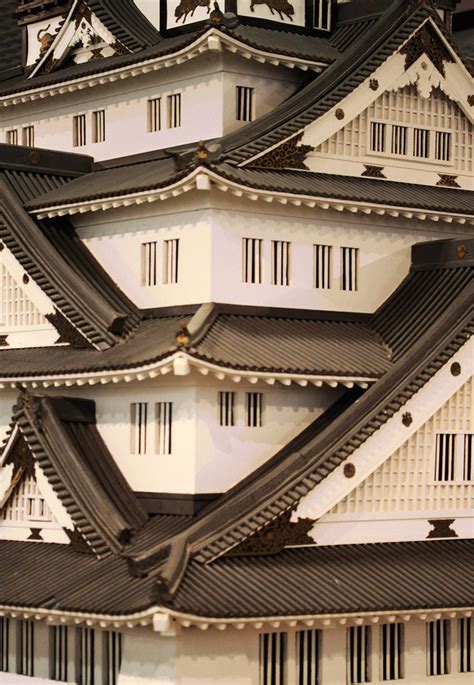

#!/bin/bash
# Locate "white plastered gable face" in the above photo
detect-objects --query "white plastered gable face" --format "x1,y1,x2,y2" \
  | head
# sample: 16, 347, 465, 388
296, 18, 474, 184
292, 336, 473, 544
0, 243, 59, 348
0, 431, 73, 545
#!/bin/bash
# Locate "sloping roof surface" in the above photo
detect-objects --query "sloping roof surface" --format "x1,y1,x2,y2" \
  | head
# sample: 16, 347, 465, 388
87, 0, 161, 51
0, 176, 140, 348
26, 160, 474, 216
170, 540, 474, 618
12, 394, 147, 557
0, 312, 390, 379
0, 538, 472, 617
0, 0, 22, 81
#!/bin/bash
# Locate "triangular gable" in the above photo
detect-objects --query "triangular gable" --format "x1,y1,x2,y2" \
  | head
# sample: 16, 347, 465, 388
309, 84, 472, 181
29, 1, 129, 78
249, 16, 473, 176
0, 243, 72, 348
0, 433, 72, 544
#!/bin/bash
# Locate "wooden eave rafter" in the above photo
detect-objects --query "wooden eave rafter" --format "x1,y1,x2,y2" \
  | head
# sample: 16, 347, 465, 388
30, 168, 474, 226
0, 28, 326, 108
0, 603, 472, 633
0, 350, 375, 390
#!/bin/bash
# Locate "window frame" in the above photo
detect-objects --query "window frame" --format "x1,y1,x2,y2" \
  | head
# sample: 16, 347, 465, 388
368, 119, 453, 165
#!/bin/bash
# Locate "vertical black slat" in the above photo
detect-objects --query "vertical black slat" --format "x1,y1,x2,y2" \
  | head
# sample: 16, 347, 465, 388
429, 623, 434, 676
307, 631, 313, 685
436, 621, 442, 676
390, 623, 395, 679
168, 403, 172, 454
460, 620, 464, 673
381, 625, 386, 680
175, 239, 179, 283
251, 239, 256, 283
243, 239, 247, 282
263, 634, 269, 685
467, 619, 472, 672
349, 628, 353, 684
143, 403, 148, 454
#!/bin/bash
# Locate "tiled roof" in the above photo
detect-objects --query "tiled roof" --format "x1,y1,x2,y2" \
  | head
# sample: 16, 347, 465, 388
170, 540, 474, 618
9, 393, 147, 557
0, 538, 472, 617
25, 159, 474, 216
0, 0, 22, 82
0, 311, 390, 379
125, 246, 473, 586
0, 175, 140, 348
86, 0, 161, 51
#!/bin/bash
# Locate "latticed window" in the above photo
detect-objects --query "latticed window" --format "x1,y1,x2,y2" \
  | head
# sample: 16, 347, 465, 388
155, 402, 172, 455
130, 402, 148, 454
0, 263, 46, 330
434, 433, 456, 481
148, 98, 161, 132
463, 434, 472, 481
103, 631, 122, 685
6, 129, 18, 145
370, 122, 385, 152
242, 238, 263, 284
73, 114, 87, 147
427, 619, 450, 676
167, 94, 181, 128
236, 86, 254, 122
0, 618, 9, 672
435, 131, 451, 161
313, 0, 331, 30
271, 241, 290, 286
219, 392, 235, 427
459, 618, 473, 673
380, 623, 404, 681
76, 628, 94, 685
246, 392, 263, 427
347, 626, 371, 684
163, 239, 179, 284
313, 244, 331, 289
296, 629, 321, 684
413, 127, 429, 158
141, 241, 158, 286
92, 110, 105, 144
260, 632, 286, 685
1, 473, 52, 523
17, 620, 34, 677
341, 247, 358, 292
391, 125, 407, 155
50, 626, 68, 682
22, 126, 35, 147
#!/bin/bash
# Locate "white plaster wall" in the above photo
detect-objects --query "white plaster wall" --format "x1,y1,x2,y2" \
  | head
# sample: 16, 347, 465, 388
75, 199, 213, 309
195, 378, 339, 492
69, 375, 336, 494
0, 54, 301, 160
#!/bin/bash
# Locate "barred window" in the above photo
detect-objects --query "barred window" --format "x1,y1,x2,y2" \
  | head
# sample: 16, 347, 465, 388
413, 128, 429, 158
163, 239, 179, 284
141, 241, 158, 286
313, 0, 331, 30
0, 617, 9, 672
167, 94, 181, 128
155, 402, 172, 455
370, 122, 385, 152
104, 631, 122, 685
92, 110, 105, 144
260, 632, 286, 685
313, 244, 331, 289
17, 620, 34, 677
246, 392, 263, 428
22, 126, 35, 147
391, 125, 407, 156
347, 626, 371, 684
6, 129, 18, 145
242, 238, 263, 284
50, 626, 68, 682
435, 131, 451, 161
271, 241, 290, 286
341, 247, 358, 292
380, 623, 404, 681
296, 629, 321, 685
76, 628, 94, 685
147, 98, 161, 133
434, 434, 456, 481
73, 114, 87, 147
236, 86, 254, 122
459, 618, 473, 673
427, 619, 450, 676
130, 402, 148, 455
463, 434, 472, 481
219, 392, 235, 427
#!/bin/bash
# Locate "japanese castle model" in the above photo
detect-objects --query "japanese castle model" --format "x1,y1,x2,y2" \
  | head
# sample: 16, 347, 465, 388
0, 0, 472, 683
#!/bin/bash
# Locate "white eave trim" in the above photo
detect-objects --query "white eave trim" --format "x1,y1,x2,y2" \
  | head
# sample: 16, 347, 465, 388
0, 350, 376, 389
31, 168, 474, 226
0, 603, 471, 632
0, 29, 326, 108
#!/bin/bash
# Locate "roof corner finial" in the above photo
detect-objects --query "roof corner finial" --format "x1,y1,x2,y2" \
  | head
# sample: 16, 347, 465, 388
176, 321, 191, 347
196, 140, 209, 163
210, 2, 224, 25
